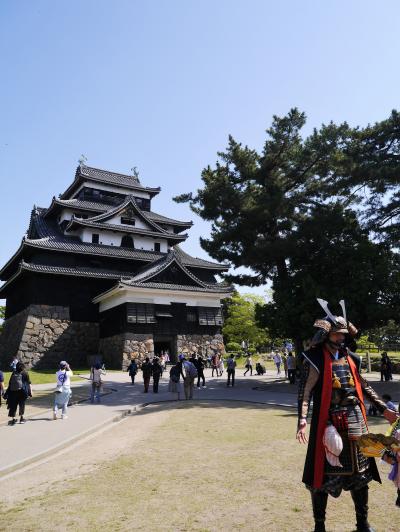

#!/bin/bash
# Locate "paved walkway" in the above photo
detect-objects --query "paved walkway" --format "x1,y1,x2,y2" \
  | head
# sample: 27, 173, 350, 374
0, 368, 397, 476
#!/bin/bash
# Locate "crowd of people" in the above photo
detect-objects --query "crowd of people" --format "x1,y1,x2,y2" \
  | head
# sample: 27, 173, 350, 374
0, 349, 398, 429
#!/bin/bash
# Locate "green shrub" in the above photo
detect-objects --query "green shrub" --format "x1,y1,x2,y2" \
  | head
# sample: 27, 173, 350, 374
226, 341, 242, 352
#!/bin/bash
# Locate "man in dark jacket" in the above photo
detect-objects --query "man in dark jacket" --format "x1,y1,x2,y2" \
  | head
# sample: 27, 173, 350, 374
141, 357, 152, 393
152, 357, 162, 393
296, 301, 399, 532
127, 359, 138, 385
193, 355, 206, 388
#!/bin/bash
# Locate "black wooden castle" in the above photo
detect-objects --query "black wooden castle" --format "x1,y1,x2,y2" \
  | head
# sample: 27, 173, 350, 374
0, 165, 232, 368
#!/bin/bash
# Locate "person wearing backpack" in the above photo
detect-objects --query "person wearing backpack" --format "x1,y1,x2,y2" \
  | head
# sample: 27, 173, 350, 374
180, 354, 197, 400
90, 361, 105, 404
6, 361, 32, 425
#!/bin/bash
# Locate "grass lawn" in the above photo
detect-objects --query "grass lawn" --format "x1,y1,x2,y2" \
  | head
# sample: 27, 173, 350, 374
0, 403, 397, 531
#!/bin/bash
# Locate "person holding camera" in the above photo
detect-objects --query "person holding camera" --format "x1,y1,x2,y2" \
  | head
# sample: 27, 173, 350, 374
54, 361, 73, 420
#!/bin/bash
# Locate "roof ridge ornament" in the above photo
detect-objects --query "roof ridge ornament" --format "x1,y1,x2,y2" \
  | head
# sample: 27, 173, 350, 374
130, 166, 140, 183
78, 154, 88, 167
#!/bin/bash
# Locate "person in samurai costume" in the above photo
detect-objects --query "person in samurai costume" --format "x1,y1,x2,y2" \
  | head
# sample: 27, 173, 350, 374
296, 299, 399, 532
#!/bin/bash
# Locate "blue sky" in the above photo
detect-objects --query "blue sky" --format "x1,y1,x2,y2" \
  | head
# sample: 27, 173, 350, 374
1, 0, 399, 304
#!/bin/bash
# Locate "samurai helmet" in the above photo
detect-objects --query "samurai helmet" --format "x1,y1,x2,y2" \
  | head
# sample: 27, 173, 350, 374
311, 298, 358, 346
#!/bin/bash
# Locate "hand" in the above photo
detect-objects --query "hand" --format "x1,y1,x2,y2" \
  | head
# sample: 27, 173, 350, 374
383, 408, 399, 425
296, 419, 308, 444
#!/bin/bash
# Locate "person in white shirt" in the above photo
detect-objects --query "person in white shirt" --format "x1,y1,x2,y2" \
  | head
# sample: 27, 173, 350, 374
244, 355, 253, 376
273, 352, 282, 375
54, 361, 73, 420
90, 362, 106, 403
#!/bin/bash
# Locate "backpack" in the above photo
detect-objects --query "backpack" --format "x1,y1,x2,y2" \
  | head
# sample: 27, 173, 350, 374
227, 358, 235, 370
184, 361, 198, 379
9, 372, 23, 392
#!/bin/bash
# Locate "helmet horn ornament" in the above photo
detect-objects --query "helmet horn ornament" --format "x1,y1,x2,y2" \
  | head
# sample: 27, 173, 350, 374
339, 300, 347, 324
316, 298, 337, 325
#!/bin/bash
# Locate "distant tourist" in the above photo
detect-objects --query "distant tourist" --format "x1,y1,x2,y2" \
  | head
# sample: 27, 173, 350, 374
382, 394, 396, 412
180, 354, 197, 400
273, 352, 282, 375
211, 354, 220, 377
141, 357, 153, 393
168, 363, 181, 400
255, 362, 265, 375
226, 354, 236, 386
90, 362, 106, 404
10, 355, 19, 372
218, 356, 224, 377
164, 350, 170, 366
282, 353, 288, 378
152, 357, 163, 393
287, 352, 296, 384
159, 353, 166, 374
380, 352, 392, 382
5, 361, 32, 425
244, 355, 253, 376
127, 358, 138, 385
195, 355, 206, 388
54, 361, 73, 419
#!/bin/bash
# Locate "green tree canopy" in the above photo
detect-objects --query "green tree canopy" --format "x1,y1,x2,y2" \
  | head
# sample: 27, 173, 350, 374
175, 109, 400, 351
223, 293, 270, 350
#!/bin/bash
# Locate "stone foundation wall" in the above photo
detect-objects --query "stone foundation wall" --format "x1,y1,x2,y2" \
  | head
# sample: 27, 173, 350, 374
176, 333, 225, 357
99, 333, 154, 369
0, 307, 30, 366
0, 304, 99, 369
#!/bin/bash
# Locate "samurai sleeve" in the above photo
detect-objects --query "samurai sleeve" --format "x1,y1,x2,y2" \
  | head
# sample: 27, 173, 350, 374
298, 361, 319, 422
360, 376, 387, 414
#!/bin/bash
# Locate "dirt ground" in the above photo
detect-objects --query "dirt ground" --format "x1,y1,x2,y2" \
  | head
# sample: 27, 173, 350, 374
0, 402, 398, 532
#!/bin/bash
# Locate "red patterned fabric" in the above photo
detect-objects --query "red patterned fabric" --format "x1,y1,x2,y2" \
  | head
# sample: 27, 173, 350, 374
313, 348, 333, 488
313, 349, 368, 488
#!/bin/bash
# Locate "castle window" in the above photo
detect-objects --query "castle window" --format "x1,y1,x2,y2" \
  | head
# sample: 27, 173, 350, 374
154, 242, 161, 252
198, 307, 223, 326
121, 217, 135, 226
187, 309, 197, 322
121, 235, 134, 248
92, 233, 99, 244
127, 303, 156, 324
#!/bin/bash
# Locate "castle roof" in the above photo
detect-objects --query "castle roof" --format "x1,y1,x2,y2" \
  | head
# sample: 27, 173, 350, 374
44, 197, 193, 230
60, 164, 161, 199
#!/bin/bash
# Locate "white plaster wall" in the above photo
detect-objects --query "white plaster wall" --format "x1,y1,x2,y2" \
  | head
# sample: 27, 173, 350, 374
106, 214, 148, 230
59, 209, 75, 223
78, 227, 168, 251
98, 288, 227, 312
